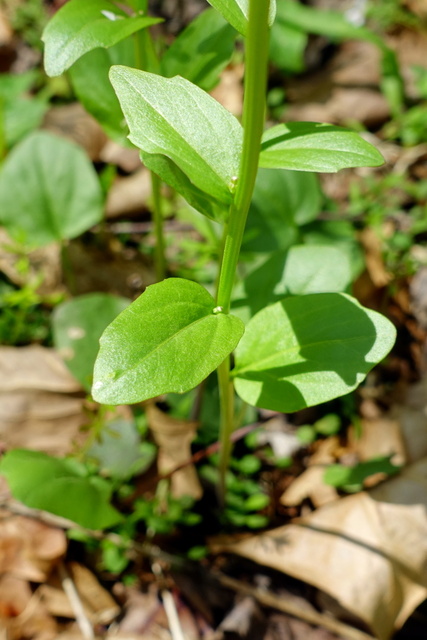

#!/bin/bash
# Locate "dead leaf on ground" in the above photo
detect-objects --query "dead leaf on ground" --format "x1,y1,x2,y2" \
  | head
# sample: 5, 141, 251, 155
40, 562, 119, 625
0, 512, 66, 582
212, 456, 427, 640
286, 87, 390, 128
100, 141, 142, 174
146, 403, 202, 500
0, 574, 57, 640
0, 345, 85, 455
210, 65, 244, 117
42, 103, 108, 162
106, 167, 152, 219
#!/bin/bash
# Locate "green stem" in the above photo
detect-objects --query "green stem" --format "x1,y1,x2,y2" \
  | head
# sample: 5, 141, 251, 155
151, 171, 166, 281
133, 3, 165, 281
216, 0, 271, 503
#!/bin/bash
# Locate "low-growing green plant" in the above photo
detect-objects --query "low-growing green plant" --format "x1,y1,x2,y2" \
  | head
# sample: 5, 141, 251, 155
76, 0, 395, 500
0, 0, 398, 523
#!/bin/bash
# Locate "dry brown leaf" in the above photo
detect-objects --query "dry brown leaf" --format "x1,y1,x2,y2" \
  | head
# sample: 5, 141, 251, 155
40, 562, 119, 625
105, 168, 152, 219
0, 346, 85, 455
0, 575, 57, 640
42, 103, 108, 161
210, 65, 244, 117
146, 403, 202, 499
100, 141, 142, 173
0, 513, 66, 582
212, 457, 427, 640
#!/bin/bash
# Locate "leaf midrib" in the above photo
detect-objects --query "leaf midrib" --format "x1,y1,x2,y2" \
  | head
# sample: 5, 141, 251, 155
234, 333, 373, 377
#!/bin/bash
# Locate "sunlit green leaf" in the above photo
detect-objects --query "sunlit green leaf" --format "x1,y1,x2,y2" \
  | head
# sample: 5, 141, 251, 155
93, 278, 244, 405
42, 0, 161, 76
206, 0, 276, 36
233, 293, 396, 412
260, 123, 384, 172
110, 66, 242, 204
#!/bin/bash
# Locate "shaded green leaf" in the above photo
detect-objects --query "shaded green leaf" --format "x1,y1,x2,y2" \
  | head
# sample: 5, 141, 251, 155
161, 9, 237, 91
242, 168, 321, 253
206, 0, 276, 36
260, 123, 384, 172
141, 151, 227, 223
69, 45, 131, 145
0, 131, 103, 247
87, 419, 156, 479
238, 245, 352, 318
0, 449, 123, 529
42, 0, 161, 76
110, 66, 242, 204
269, 21, 307, 73
92, 278, 245, 405
52, 293, 130, 390
233, 293, 396, 413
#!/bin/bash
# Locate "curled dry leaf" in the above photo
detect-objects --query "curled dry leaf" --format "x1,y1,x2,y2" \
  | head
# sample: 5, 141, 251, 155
0, 574, 57, 640
0, 345, 85, 455
0, 512, 66, 582
105, 167, 152, 219
212, 457, 427, 640
146, 403, 202, 500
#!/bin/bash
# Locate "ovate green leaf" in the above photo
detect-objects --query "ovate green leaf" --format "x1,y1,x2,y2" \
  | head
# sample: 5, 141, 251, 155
161, 9, 237, 91
233, 293, 396, 413
206, 0, 276, 36
0, 131, 103, 247
260, 123, 384, 172
0, 449, 123, 529
92, 278, 245, 405
42, 0, 161, 76
110, 66, 242, 204
52, 293, 130, 390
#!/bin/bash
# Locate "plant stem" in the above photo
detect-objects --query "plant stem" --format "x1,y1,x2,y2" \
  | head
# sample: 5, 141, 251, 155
215, 0, 271, 503
133, 3, 165, 280
151, 171, 166, 281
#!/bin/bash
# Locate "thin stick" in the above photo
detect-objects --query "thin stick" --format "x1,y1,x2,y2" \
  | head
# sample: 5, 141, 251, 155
58, 561, 95, 640
152, 563, 186, 640
215, 573, 376, 640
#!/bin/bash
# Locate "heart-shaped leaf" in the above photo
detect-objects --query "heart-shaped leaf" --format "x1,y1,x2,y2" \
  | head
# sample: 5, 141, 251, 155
0, 131, 103, 247
92, 278, 245, 405
259, 123, 384, 172
233, 293, 396, 413
42, 0, 161, 76
0, 449, 123, 529
109, 66, 242, 205
206, 0, 276, 36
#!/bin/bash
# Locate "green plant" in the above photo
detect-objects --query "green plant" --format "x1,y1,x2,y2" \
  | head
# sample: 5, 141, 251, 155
71, 0, 397, 503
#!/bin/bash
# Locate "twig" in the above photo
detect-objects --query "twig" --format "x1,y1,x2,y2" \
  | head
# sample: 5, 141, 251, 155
152, 563, 186, 640
58, 561, 95, 640
215, 572, 377, 640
